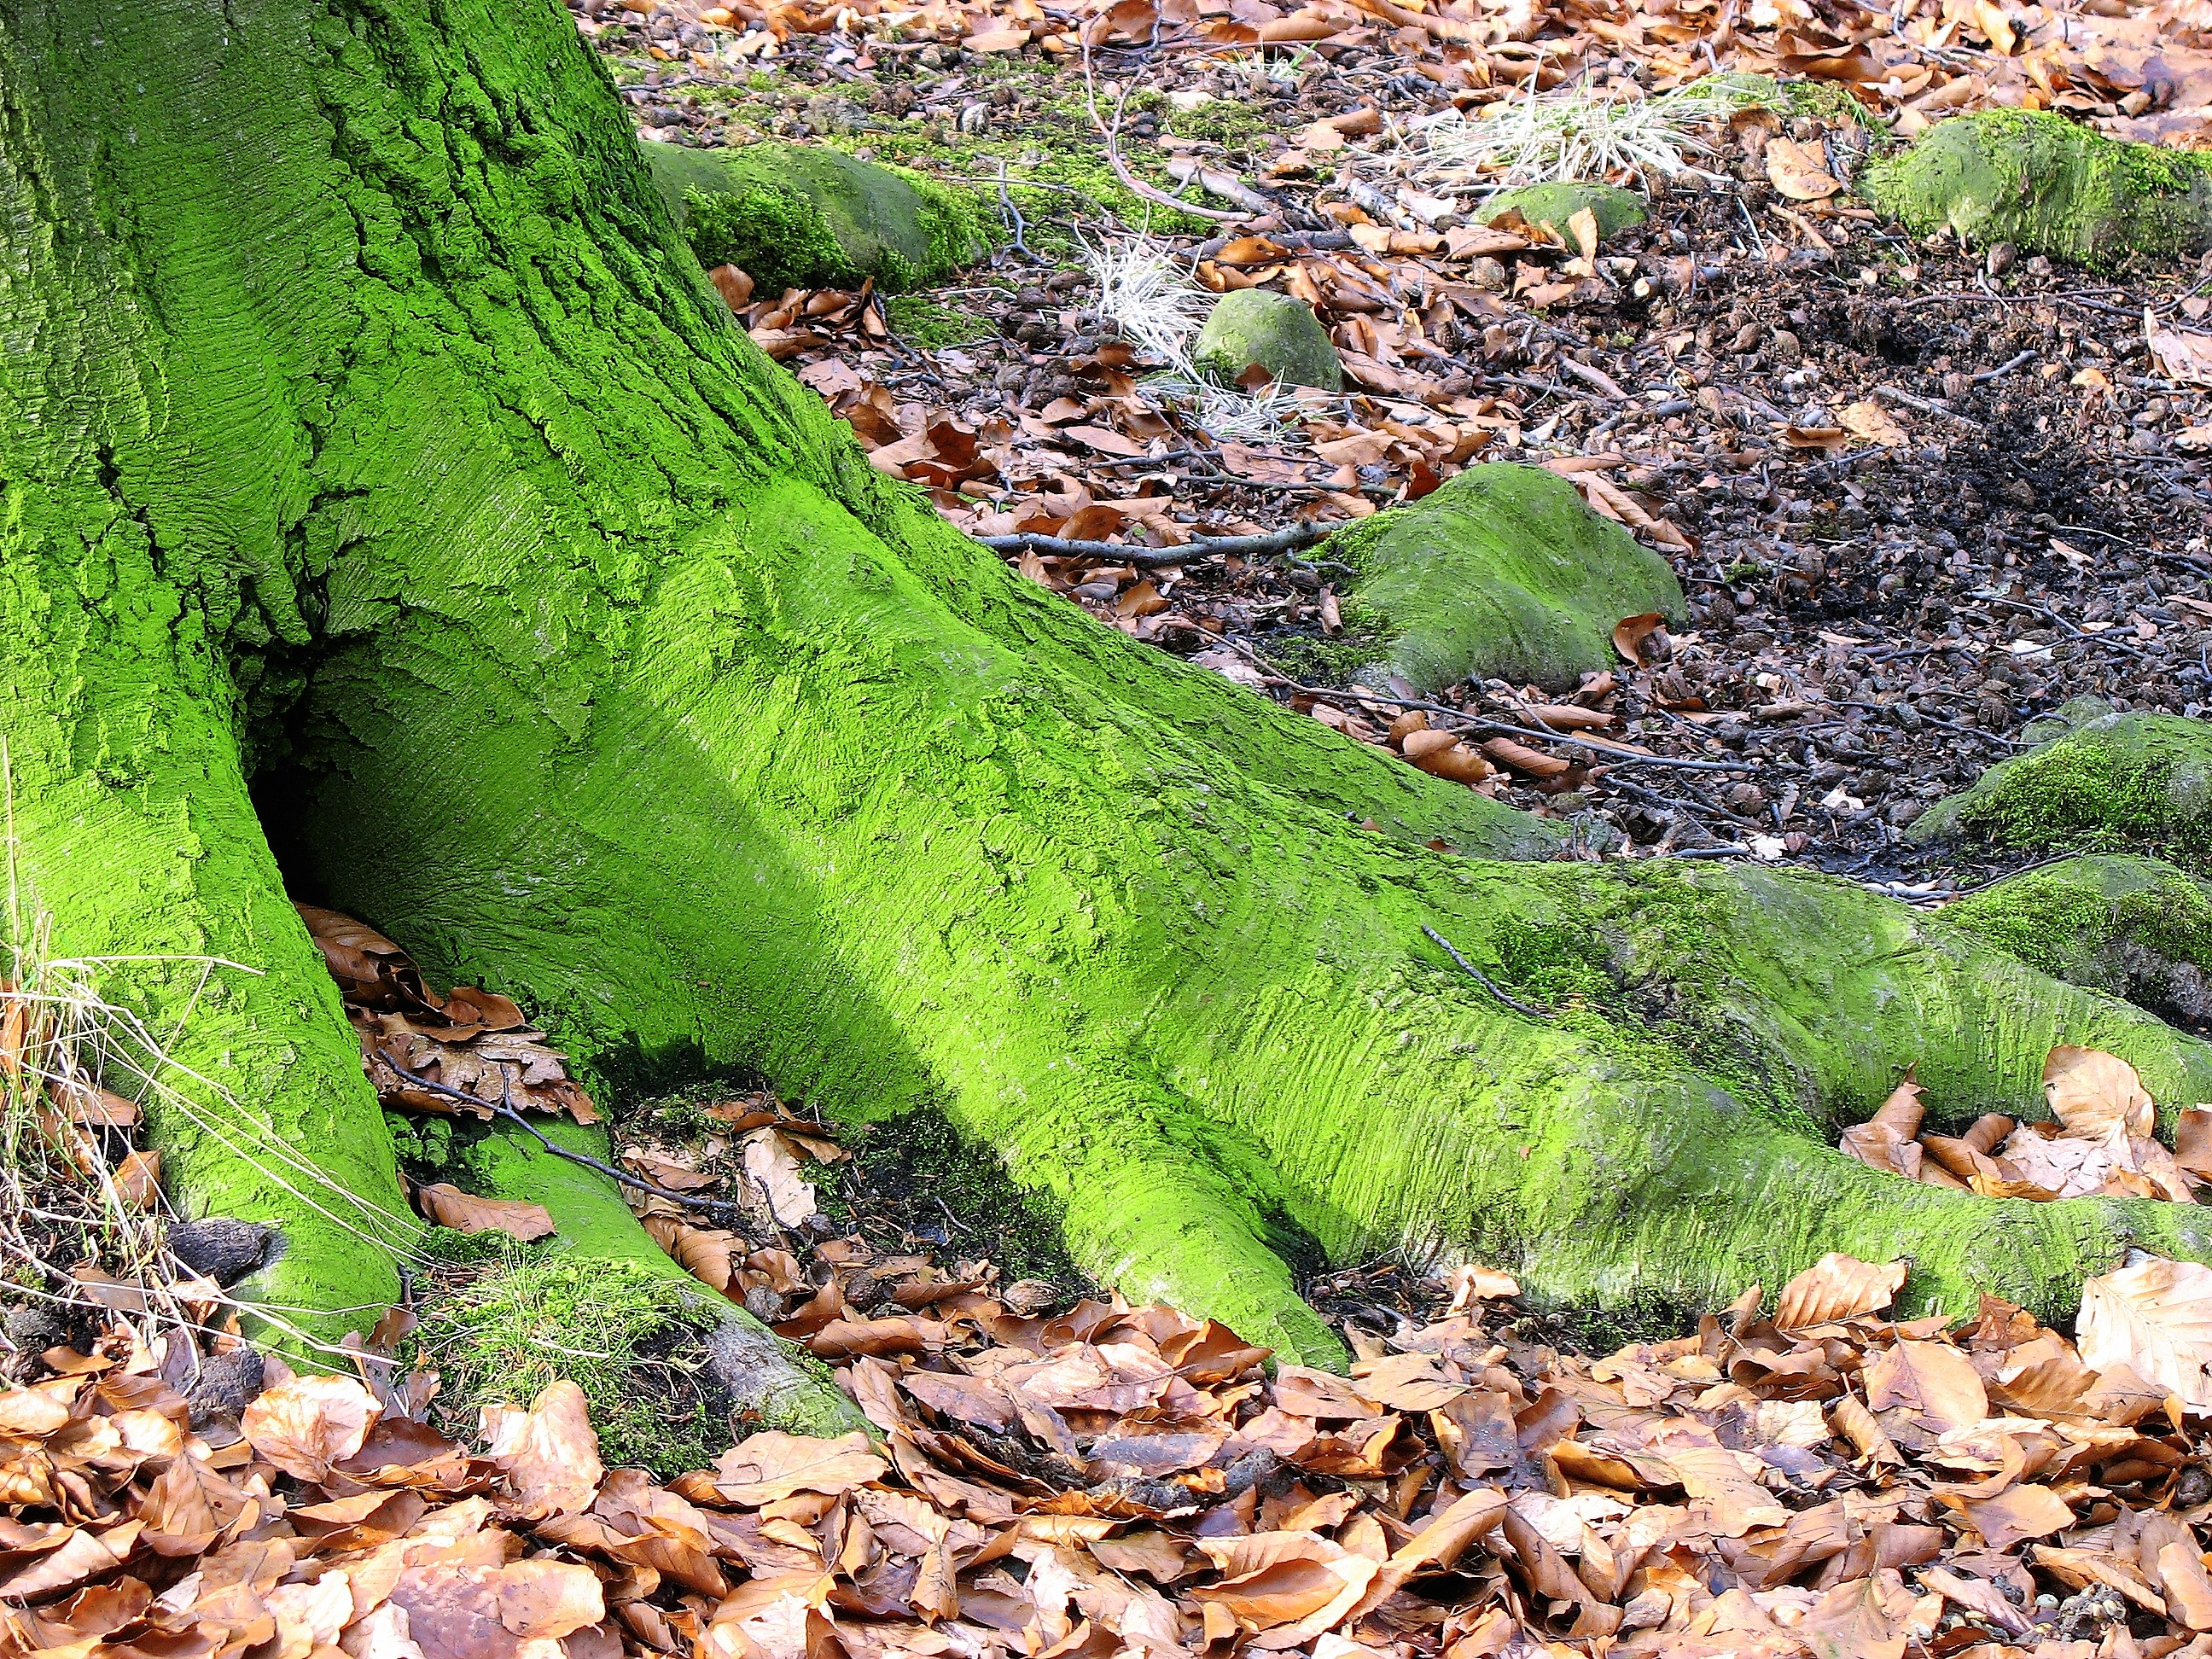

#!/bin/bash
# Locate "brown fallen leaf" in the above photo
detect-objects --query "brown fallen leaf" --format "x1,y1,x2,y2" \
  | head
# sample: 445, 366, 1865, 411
241, 1373, 381, 1480
481, 1380, 603, 1521
1840, 399, 1908, 446
2044, 1045, 2154, 1138
2079, 1257, 2212, 1412
1774, 1254, 1906, 1329
1611, 611, 1668, 667
1838, 1076, 1925, 1178
1763, 135, 1843, 199
418, 1183, 557, 1242
712, 1431, 889, 1505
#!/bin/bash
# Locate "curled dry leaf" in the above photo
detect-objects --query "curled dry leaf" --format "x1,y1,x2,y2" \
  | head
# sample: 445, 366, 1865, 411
2080, 1257, 2212, 1412
1610, 611, 1668, 667
1773, 1253, 1906, 1329
1763, 135, 1843, 200
241, 1374, 381, 1481
2044, 1045, 2155, 1138
1837, 1077, 1924, 1178
481, 1380, 604, 1521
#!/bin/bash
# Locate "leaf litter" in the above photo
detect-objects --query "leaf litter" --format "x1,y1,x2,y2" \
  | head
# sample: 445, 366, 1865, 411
591, 0, 2212, 893
12, 934, 2212, 1656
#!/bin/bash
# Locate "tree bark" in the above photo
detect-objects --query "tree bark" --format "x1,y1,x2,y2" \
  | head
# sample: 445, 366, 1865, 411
7, 0, 2212, 1417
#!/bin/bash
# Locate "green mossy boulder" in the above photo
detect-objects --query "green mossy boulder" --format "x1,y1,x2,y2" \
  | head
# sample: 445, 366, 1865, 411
1938, 853, 2212, 1027
1912, 699, 2212, 870
1478, 182, 1648, 242
1191, 289, 1343, 392
643, 139, 991, 293
1864, 110, 2212, 265
1325, 463, 1685, 691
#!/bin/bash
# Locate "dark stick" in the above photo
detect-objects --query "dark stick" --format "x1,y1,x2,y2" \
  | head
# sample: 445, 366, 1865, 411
981, 521, 1334, 567
1421, 925, 1551, 1020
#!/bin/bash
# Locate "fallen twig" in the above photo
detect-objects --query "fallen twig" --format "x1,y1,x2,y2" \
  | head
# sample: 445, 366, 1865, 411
1421, 924, 1551, 1019
982, 521, 1333, 565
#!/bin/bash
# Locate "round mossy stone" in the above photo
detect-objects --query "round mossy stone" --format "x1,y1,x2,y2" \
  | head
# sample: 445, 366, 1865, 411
643, 139, 991, 293
1478, 182, 1647, 242
1865, 110, 2212, 266
1191, 289, 1343, 392
1327, 462, 1685, 691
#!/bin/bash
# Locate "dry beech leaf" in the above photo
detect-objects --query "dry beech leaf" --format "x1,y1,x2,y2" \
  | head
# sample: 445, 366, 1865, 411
713, 1431, 888, 1505
1838, 1078, 1924, 1177
1611, 611, 1668, 667
1840, 399, 1908, 446
1862, 1340, 1988, 1441
1775, 1253, 1907, 1328
2079, 1257, 2212, 1412
2044, 1045, 2154, 1138
417, 1183, 557, 1242
1764, 135, 1842, 199
241, 1374, 381, 1480
481, 1380, 603, 1521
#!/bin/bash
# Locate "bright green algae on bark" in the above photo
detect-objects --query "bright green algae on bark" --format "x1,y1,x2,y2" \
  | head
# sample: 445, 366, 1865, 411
15, 0, 2212, 1389
1326, 463, 1685, 691
643, 139, 991, 291
1865, 110, 2212, 265
1912, 701, 2212, 872
1937, 855, 2212, 1028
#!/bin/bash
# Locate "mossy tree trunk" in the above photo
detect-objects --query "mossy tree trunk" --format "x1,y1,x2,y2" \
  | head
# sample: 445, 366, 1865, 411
11, 0, 2212, 1422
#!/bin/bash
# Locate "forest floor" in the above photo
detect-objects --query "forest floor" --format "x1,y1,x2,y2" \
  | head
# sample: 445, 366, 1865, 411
15, 1, 2212, 1655
584, 0, 2212, 899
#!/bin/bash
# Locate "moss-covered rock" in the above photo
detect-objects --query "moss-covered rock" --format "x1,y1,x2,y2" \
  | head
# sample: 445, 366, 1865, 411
1939, 854, 2212, 1026
1478, 181, 1647, 242
643, 139, 992, 293
1912, 700, 2212, 871
1864, 110, 2212, 266
1326, 463, 1685, 691
1191, 289, 1343, 391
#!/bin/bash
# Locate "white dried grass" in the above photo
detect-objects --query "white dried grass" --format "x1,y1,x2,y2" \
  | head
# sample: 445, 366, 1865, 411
1078, 230, 1318, 440
1412, 75, 1778, 191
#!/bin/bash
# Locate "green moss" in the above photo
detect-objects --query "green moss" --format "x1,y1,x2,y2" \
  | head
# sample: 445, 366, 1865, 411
31, 0, 2212, 1394
1865, 109, 2212, 265
1911, 703, 2212, 871
410, 1249, 729, 1476
1939, 854, 2212, 1029
1478, 182, 1647, 242
1191, 289, 1342, 391
1265, 632, 1388, 686
1163, 97, 1272, 154
643, 140, 992, 292
883, 292, 992, 350
1328, 463, 1685, 691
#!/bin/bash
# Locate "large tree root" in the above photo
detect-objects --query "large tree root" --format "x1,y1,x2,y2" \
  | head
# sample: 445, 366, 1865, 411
9, 0, 2212, 1429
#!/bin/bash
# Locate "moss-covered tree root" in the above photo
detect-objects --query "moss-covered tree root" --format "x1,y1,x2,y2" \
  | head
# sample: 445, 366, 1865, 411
12, 0, 2212, 1441
1912, 699, 2212, 871
1866, 110, 2212, 265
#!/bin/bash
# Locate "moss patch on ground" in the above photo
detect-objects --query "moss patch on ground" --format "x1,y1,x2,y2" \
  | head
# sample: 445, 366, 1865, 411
1865, 109, 2212, 265
885, 292, 994, 350
409, 1249, 731, 1477
1911, 701, 2212, 872
644, 140, 994, 291
1327, 463, 1685, 691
